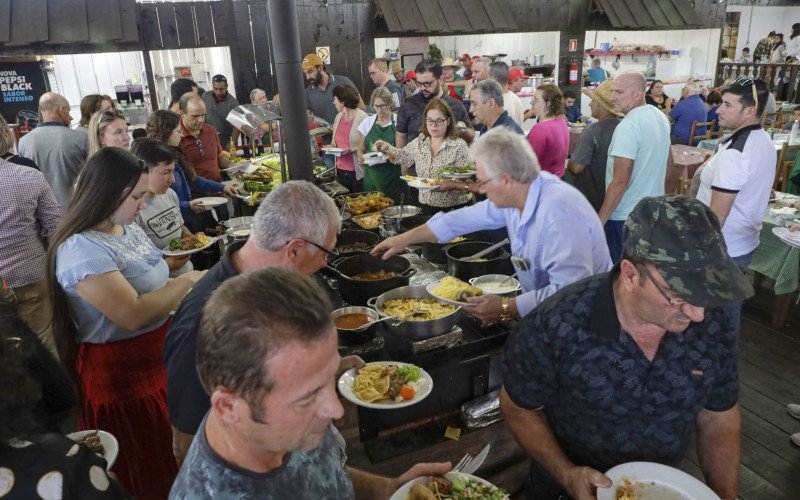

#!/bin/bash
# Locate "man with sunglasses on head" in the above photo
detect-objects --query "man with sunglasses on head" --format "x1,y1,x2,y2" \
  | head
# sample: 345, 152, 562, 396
695, 77, 775, 271
395, 59, 474, 148
201, 74, 240, 149
500, 195, 752, 500
164, 181, 364, 467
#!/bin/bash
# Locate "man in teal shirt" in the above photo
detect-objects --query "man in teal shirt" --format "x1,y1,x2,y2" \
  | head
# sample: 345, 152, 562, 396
598, 72, 671, 262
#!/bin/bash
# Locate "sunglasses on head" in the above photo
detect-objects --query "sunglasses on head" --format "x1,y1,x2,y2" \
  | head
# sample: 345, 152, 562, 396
733, 76, 759, 109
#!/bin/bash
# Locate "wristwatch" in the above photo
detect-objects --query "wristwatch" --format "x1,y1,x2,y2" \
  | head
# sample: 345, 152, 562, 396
500, 297, 512, 321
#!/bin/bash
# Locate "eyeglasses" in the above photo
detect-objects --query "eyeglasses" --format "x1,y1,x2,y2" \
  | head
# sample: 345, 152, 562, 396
476, 174, 499, 190
416, 80, 437, 89
368, 71, 379, 77
296, 238, 339, 262
734, 76, 759, 110
639, 265, 686, 307
425, 117, 448, 126
373, 103, 389, 110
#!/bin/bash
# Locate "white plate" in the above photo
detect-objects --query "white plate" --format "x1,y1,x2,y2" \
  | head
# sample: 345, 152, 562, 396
337, 361, 433, 410
389, 472, 508, 500
408, 178, 441, 190
321, 147, 349, 157
425, 282, 475, 307
193, 196, 228, 208
67, 430, 119, 471
597, 462, 720, 500
772, 227, 800, 248
363, 152, 387, 165
440, 171, 476, 179
162, 235, 216, 257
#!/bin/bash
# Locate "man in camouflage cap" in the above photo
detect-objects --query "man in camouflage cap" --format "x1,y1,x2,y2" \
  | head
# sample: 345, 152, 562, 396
500, 194, 746, 500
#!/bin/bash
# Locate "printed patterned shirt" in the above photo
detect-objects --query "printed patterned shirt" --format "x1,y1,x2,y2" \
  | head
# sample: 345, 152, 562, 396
0, 159, 61, 288
501, 267, 738, 481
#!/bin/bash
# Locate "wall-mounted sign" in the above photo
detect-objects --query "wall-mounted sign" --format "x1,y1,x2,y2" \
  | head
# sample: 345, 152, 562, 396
0, 61, 50, 124
316, 46, 331, 64
569, 39, 578, 52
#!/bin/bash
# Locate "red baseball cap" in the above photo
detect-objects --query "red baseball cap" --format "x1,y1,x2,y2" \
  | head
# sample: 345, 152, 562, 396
459, 53, 471, 61
404, 70, 416, 82
508, 68, 525, 82
471, 55, 481, 60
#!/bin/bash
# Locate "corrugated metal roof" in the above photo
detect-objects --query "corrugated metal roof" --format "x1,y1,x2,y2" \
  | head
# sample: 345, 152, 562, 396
374, 0, 518, 34
597, 0, 700, 28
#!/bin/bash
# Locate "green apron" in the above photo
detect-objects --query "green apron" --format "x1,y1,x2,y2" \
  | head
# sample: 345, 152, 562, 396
363, 117, 404, 203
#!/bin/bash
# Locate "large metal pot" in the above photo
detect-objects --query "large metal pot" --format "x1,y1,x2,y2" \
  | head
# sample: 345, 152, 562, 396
335, 230, 381, 257
446, 241, 514, 281
398, 214, 472, 264
367, 285, 462, 340
531, 54, 545, 65
330, 254, 415, 306
222, 216, 254, 242
381, 205, 422, 232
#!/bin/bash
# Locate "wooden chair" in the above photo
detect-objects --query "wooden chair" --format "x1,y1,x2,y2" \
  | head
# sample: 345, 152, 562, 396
774, 160, 792, 192
762, 109, 783, 129
688, 120, 714, 146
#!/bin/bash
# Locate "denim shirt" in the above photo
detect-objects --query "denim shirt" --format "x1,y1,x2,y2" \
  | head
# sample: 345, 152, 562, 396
427, 172, 611, 317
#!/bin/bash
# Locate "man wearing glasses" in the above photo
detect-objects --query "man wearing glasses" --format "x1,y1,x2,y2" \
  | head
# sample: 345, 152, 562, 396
695, 77, 775, 271
500, 195, 751, 500
164, 181, 363, 467
395, 59, 474, 148
367, 58, 403, 109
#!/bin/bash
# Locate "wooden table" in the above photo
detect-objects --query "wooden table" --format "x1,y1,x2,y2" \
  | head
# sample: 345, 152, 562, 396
665, 144, 709, 194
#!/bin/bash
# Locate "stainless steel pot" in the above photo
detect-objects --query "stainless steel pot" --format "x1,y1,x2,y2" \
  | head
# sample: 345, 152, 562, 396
367, 285, 462, 340
511, 59, 526, 67
331, 306, 379, 345
222, 216, 254, 241
380, 205, 422, 232
532, 54, 545, 65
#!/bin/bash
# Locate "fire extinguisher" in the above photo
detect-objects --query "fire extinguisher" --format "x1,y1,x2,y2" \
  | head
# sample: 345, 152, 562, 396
569, 58, 579, 86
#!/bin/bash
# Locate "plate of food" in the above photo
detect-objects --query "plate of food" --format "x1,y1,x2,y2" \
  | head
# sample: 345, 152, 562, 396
338, 361, 432, 410
352, 212, 383, 230
426, 276, 483, 306
193, 196, 228, 208
390, 472, 508, 500
363, 152, 387, 165
438, 164, 476, 179
597, 462, 720, 500
407, 177, 441, 190
66, 430, 119, 471
772, 227, 800, 248
340, 192, 394, 215
162, 232, 215, 257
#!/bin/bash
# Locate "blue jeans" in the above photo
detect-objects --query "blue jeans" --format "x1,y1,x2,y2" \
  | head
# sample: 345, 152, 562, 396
604, 220, 625, 264
731, 251, 754, 270
725, 250, 753, 340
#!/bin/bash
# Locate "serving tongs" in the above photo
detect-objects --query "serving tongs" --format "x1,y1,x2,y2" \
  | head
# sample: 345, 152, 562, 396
462, 238, 509, 262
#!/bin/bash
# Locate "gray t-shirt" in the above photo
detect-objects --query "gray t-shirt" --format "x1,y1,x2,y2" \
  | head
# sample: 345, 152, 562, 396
201, 92, 240, 147
134, 189, 193, 276
169, 419, 355, 500
570, 118, 620, 212
384, 79, 404, 109
18, 123, 88, 207
306, 74, 357, 124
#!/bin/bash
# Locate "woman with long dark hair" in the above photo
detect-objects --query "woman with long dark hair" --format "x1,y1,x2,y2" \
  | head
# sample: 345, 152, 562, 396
786, 24, 800, 60
645, 80, 674, 112
146, 110, 237, 232
47, 147, 204, 499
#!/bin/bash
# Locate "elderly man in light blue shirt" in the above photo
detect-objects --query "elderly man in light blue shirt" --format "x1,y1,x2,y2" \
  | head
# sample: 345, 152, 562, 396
372, 127, 611, 322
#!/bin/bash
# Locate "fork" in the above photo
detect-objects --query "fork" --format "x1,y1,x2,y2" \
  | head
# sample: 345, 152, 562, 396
451, 452, 473, 473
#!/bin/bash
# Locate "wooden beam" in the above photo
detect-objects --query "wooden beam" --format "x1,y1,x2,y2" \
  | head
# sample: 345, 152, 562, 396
436, 0, 471, 32
210, 1, 234, 46
375, 0, 403, 33
46, 0, 89, 44
230, 0, 256, 103
86, 0, 123, 42
249, 0, 276, 97
392, 0, 426, 32
460, 0, 493, 32
414, 0, 448, 32
0, 0, 10, 43
480, 0, 518, 31
8, 0, 48, 44
174, 2, 197, 49
137, 3, 163, 50
640, 0, 670, 27
119, 0, 139, 43
156, 2, 179, 49
620, 0, 654, 27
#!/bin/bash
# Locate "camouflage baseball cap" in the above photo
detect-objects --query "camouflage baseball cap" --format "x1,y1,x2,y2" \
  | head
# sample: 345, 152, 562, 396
622, 194, 754, 307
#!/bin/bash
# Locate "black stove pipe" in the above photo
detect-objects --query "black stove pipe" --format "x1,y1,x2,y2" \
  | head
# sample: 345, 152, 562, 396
267, 0, 313, 181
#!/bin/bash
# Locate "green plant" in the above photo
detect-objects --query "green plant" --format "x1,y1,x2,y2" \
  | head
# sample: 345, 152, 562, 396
427, 43, 443, 62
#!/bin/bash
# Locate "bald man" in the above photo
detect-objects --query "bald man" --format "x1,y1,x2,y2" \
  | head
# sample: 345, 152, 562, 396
18, 92, 89, 207
178, 93, 231, 183
596, 72, 670, 262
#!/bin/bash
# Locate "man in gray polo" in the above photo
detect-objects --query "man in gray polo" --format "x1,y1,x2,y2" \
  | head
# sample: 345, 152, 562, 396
200, 74, 240, 148
302, 53, 364, 125
18, 92, 88, 207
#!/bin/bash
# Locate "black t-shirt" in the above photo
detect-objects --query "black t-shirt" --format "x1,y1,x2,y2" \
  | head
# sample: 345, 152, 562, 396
396, 92, 472, 143
569, 118, 620, 212
164, 241, 243, 435
2, 153, 39, 170
474, 110, 524, 135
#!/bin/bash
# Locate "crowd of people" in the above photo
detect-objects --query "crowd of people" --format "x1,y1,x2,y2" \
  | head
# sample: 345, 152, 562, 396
0, 45, 797, 500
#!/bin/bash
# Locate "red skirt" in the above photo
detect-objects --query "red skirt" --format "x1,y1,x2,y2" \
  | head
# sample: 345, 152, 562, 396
77, 319, 177, 500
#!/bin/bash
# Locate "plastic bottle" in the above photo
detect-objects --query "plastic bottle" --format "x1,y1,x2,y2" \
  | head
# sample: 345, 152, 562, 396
791, 120, 799, 143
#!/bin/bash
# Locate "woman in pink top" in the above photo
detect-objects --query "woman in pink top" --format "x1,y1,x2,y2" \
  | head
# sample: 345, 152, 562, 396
331, 85, 368, 192
526, 84, 569, 178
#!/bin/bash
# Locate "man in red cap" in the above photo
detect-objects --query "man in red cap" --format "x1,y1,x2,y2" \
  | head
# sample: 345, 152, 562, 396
508, 67, 527, 94
403, 70, 419, 97
458, 53, 473, 79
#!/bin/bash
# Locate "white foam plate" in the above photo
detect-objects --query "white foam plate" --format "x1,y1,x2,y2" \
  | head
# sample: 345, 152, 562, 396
193, 196, 228, 208
597, 462, 720, 500
389, 472, 508, 500
772, 227, 800, 249
321, 147, 349, 156
363, 152, 387, 165
408, 178, 441, 190
67, 430, 119, 471
337, 361, 432, 410
162, 235, 216, 257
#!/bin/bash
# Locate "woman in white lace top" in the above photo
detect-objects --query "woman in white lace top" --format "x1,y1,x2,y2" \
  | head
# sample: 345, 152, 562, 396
374, 98, 472, 211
